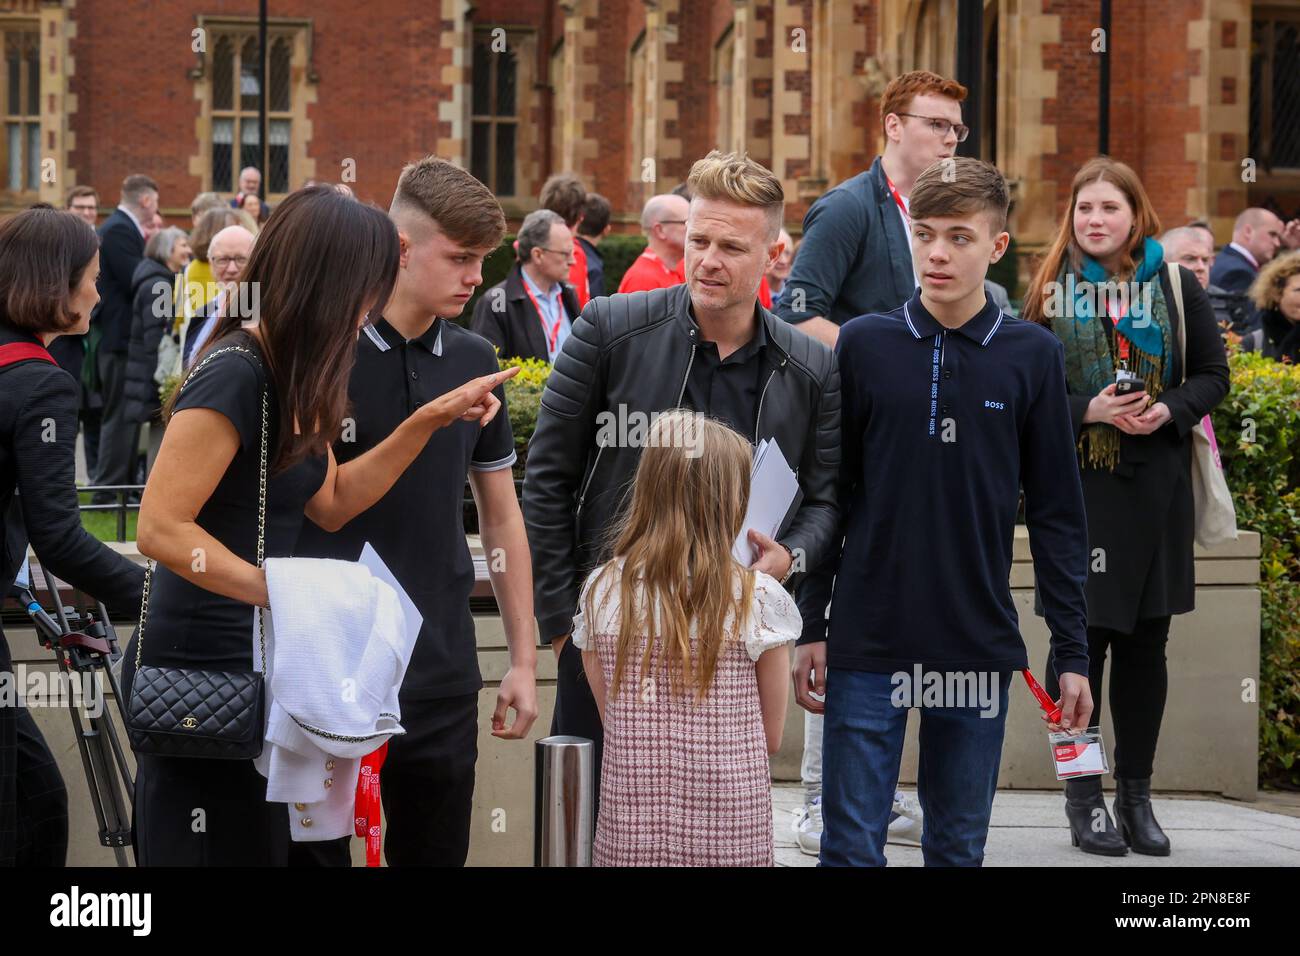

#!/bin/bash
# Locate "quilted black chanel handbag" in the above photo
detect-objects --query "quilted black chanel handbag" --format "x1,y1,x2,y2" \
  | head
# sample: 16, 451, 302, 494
125, 345, 269, 759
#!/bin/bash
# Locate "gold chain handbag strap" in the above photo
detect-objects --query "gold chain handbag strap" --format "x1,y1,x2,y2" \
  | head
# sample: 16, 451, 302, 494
134, 345, 270, 676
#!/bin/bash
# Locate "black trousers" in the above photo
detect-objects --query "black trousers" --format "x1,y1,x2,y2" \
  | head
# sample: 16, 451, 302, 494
551, 637, 603, 816
0, 696, 68, 867
132, 752, 288, 866
81, 411, 101, 479
288, 692, 479, 867
93, 349, 133, 489
1046, 615, 1171, 779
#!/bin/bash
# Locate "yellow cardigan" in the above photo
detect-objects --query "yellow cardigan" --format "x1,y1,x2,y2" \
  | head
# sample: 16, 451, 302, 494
180, 258, 216, 331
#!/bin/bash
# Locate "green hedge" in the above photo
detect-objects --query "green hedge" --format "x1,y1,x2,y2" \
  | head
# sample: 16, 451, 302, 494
597, 234, 650, 292
498, 355, 552, 480
1210, 348, 1300, 789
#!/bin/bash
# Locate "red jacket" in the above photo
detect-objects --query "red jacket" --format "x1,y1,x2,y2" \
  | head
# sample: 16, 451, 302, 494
568, 238, 590, 308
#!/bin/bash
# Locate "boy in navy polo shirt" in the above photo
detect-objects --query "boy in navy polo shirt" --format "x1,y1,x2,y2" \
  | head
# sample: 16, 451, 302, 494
794, 157, 1094, 866
293, 158, 539, 867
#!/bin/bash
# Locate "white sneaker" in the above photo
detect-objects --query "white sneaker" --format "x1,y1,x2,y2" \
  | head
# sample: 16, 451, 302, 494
793, 797, 823, 856
887, 790, 923, 846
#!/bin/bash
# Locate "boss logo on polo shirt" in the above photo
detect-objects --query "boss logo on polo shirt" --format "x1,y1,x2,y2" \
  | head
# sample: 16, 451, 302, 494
984, 400, 1005, 410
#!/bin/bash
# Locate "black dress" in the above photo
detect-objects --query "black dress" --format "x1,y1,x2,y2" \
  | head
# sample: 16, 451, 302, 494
1064, 267, 1230, 632
1041, 267, 1230, 780
124, 332, 327, 866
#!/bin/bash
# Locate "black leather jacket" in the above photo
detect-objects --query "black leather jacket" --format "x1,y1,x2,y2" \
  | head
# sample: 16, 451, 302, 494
522, 283, 841, 642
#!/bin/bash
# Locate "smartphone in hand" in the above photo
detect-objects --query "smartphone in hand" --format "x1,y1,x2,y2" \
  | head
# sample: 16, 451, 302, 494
1115, 369, 1146, 397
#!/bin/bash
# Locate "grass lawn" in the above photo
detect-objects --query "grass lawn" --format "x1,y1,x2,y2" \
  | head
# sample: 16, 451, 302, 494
77, 490, 137, 543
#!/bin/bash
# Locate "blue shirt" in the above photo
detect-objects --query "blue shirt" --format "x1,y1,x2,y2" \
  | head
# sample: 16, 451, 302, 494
520, 267, 573, 362
797, 291, 1090, 678
773, 157, 1014, 324
773, 157, 915, 326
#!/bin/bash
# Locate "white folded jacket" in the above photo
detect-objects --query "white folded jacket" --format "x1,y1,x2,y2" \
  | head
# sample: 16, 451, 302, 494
253, 556, 417, 841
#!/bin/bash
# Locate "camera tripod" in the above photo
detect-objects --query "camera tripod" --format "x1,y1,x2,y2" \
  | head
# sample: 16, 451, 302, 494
10, 560, 134, 867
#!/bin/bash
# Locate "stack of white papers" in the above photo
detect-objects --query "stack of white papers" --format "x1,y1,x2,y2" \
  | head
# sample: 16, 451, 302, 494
732, 438, 800, 564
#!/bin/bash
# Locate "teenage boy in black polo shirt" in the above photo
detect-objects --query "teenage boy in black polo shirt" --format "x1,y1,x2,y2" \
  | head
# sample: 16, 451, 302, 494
294, 158, 538, 867
796, 157, 1094, 867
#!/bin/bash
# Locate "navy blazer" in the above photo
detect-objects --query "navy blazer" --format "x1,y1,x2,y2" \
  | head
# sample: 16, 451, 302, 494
774, 158, 1017, 325
469, 263, 581, 364
774, 157, 914, 326
1208, 244, 1258, 296
92, 209, 145, 354
578, 236, 605, 298
181, 298, 222, 369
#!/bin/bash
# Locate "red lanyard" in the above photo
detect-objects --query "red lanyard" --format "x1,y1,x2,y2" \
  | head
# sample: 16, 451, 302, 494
355, 742, 388, 867
1021, 669, 1062, 723
885, 175, 910, 227
1107, 299, 1131, 366
523, 282, 565, 356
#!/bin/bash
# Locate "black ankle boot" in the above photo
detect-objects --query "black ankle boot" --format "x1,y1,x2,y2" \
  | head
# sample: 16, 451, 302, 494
1064, 776, 1128, 856
1113, 776, 1171, 856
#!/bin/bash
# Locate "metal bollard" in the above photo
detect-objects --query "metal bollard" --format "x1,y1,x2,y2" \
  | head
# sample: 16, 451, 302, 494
534, 735, 594, 867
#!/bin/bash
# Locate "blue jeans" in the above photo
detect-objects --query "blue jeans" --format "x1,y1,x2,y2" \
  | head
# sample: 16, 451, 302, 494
820, 668, 1012, 867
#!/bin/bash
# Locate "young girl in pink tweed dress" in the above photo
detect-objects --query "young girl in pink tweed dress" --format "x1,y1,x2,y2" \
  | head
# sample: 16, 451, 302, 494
571, 410, 801, 867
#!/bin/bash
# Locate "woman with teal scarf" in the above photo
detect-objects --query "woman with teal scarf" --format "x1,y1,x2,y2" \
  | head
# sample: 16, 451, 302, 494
1024, 158, 1228, 860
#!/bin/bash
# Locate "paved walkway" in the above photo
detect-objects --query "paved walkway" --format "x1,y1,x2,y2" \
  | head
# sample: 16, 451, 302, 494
772, 785, 1300, 866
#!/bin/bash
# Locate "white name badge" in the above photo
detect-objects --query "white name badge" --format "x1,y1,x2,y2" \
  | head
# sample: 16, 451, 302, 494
1048, 726, 1109, 780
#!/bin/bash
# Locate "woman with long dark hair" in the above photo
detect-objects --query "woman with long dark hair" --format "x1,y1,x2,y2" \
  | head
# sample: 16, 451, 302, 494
128, 186, 516, 866
0, 206, 145, 866
1023, 158, 1229, 857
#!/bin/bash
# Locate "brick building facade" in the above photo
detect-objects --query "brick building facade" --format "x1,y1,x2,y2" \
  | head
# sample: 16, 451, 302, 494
6, 0, 1297, 263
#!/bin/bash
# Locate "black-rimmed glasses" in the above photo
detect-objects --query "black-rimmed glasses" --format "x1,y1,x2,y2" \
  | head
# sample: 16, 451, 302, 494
896, 113, 970, 142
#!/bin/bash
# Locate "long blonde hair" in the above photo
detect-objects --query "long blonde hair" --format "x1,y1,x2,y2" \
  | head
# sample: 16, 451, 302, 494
582, 410, 756, 701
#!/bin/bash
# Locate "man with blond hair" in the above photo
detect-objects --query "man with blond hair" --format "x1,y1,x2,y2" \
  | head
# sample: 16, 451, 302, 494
524, 150, 841, 804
